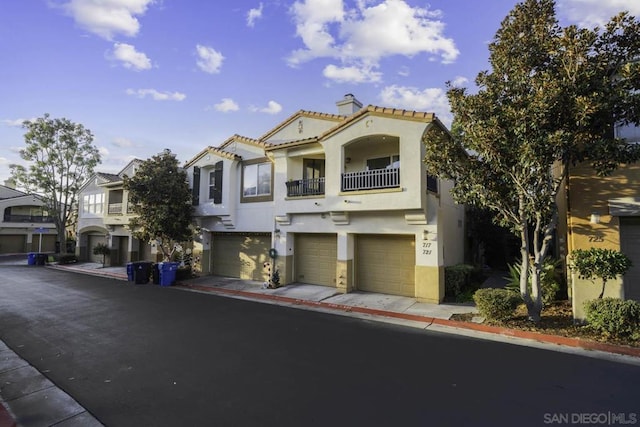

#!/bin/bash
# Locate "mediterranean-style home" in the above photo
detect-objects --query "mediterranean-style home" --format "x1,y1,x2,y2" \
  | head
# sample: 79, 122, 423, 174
558, 123, 640, 318
185, 94, 465, 303
0, 181, 57, 254
76, 159, 157, 264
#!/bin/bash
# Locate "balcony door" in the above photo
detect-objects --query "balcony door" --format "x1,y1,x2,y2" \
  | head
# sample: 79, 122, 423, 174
366, 155, 399, 170
303, 158, 325, 180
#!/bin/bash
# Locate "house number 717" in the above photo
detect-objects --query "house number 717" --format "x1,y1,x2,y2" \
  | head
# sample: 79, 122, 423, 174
422, 242, 432, 255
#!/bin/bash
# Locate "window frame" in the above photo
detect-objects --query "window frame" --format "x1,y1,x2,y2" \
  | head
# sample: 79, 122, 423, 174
241, 158, 273, 203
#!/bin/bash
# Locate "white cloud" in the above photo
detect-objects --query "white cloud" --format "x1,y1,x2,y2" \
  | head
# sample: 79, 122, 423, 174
557, 0, 640, 28
214, 98, 240, 112
247, 3, 264, 27
60, 0, 155, 40
196, 44, 224, 74
126, 88, 186, 101
98, 146, 110, 157
450, 76, 469, 88
288, 0, 459, 82
109, 43, 152, 70
251, 101, 283, 114
112, 137, 133, 148
323, 64, 382, 84
2, 118, 30, 127
379, 85, 452, 127
397, 66, 410, 77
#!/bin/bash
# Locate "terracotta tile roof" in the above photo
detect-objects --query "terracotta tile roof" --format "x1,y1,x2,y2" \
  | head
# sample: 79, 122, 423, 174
258, 110, 345, 142
266, 105, 438, 151
184, 144, 243, 168
219, 134, 268, 149
96, 172, 121, 182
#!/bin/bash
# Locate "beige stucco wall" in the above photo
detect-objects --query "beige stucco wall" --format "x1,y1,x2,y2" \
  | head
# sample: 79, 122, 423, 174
415, 265, 444, 303
567, 162, 640, 319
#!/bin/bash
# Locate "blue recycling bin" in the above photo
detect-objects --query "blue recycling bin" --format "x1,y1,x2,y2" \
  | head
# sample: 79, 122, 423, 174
159, 262, 179, 286
27, 252, 37, 265
126, 262, 134, 281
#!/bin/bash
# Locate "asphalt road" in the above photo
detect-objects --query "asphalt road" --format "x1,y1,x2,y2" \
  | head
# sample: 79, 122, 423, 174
0, 264, 639, 427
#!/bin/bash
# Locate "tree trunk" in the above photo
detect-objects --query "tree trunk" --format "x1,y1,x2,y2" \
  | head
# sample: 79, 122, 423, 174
598, 279, 606, 299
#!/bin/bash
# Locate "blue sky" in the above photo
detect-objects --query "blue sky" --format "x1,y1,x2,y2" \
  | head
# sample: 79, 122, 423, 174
1, 0, 638, 183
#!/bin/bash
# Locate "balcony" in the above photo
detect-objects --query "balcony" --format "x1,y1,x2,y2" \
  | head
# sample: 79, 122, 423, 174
3, 214, 54, 223
341, 168, 399, 192
286, 178, 325, 197
108, 203, 123, 215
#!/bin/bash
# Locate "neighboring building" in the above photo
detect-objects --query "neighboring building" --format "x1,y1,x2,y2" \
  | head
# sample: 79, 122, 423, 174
0, 182, 56, 253
76, 159, 157, 265
559, 123, 640, 318
185, 95, 465, 303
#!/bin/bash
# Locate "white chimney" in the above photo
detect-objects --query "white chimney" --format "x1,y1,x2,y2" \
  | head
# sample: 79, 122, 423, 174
336, 93, 363, 115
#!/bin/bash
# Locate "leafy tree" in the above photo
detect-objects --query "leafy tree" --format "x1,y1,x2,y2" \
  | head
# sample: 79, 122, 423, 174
570, 248, 632, 299
423, 0, 640, 321
10, 114, 100, 253
92, 243, 110, 268
124, 149, 194, 261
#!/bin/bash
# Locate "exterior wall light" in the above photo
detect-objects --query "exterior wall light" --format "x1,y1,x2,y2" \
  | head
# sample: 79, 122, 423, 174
590, 212, 601, 224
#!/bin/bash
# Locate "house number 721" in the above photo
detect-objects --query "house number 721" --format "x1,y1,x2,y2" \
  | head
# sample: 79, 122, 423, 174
422, 242, 432, 255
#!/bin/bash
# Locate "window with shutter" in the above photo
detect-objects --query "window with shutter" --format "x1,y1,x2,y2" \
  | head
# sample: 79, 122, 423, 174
192, 166, 200, 206
209, 161, 223, 204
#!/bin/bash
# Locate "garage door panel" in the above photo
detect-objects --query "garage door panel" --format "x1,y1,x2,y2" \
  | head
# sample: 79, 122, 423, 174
357, 235, 415, 297
0, 235, 25, 254
295, 234, 337, 287
620, 217, 640, 302
213, 234, 270, 282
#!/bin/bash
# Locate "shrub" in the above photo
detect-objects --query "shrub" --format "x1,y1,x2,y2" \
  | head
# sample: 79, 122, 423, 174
505, 258, 561, 305
570, 248, 632, 299
473, 288, 522, 321
445, 264, 478, 298
175, 266, 193, 281
584, 298, 640, 339
56, 253, 78, 265
92, 243, 110, 267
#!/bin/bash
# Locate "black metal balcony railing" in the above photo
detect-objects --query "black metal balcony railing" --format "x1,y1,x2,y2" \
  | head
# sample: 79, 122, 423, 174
3, 214, 54, 223
286, 177, 325, 197
341, 167, 400, 192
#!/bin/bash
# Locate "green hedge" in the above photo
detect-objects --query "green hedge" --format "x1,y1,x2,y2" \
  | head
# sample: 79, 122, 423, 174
445, 264, 479, 299
56, 253, 78, 265
584, 298, 640, 339
473, 288, 522, 321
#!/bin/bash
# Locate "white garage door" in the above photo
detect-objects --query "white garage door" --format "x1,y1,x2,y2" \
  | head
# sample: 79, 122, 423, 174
294, 234, 337, 287
212, 233, 271, 282
356, 234, 415, 297
620, 217, 640, 302
0, 235, 25, 254
88, 235, 107, 263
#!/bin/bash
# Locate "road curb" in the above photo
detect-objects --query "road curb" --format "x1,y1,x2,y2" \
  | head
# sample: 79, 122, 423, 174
177, 283, 640, 359
0, 402, 17, 427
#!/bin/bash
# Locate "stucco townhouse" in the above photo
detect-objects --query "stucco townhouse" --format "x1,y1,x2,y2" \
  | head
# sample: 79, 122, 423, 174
185, 94, 465, 303
0, 181, 57, 254
76, 159, 157, 265
557, 122, 640, 318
